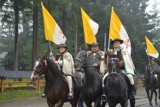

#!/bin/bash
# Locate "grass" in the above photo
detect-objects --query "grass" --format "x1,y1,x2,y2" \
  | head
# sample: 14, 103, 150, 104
136, 78, 143, 88
0, 88, 43, 103
0, 78, 44, 103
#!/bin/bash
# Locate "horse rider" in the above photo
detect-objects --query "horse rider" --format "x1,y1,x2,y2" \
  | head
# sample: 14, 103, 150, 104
86, 42, 106, 74
150, 58, 159, 74
102, 38, 135, 99
50, 44, 75, 99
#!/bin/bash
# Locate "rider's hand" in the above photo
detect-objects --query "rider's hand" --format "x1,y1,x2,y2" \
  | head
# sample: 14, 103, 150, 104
55, 61, 59, 64
93, 63, 98, 67
49, 52, 53, 57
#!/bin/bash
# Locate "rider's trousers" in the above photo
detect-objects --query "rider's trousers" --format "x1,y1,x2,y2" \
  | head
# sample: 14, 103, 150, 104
67, 76, 73, 93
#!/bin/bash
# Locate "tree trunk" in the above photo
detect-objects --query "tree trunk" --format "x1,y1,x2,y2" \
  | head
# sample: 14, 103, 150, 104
13, 0, 19, 70
62, 10, 67, 35
74, 14, 78, 57
32, 1, 38, 69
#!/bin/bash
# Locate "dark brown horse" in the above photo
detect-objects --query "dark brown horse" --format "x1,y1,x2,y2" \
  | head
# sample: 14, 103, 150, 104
31, 56, 80, 107
144, 65, 159, 106
75, 50, 103, 107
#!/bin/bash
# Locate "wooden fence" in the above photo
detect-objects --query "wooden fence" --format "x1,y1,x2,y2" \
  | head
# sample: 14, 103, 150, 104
0, 77, 45, 93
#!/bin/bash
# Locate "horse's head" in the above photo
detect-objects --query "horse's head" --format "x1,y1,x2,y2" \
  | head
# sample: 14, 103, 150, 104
144, 65, 151, 81
108, 58, 120, 73
74, 50, 87, 70
31, 56, 47, 81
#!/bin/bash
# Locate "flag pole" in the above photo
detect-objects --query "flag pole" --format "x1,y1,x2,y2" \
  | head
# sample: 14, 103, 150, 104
147, 55, 151, 71
48, 41, 52, 52
106, 37, 110, 68
104, 33, 107, 53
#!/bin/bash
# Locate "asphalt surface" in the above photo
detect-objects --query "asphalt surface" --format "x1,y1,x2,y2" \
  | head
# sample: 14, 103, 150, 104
0, 87, 160, 107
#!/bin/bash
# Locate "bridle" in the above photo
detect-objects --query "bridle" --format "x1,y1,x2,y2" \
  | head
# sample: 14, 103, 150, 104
33, 58, 47, 76
109, 58, 120, 74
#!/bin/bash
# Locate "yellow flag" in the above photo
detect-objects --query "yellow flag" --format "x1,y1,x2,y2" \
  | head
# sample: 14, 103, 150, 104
109, 7, 131, 55
145, 36, 159, 58
41, 2, 66, 44
81, 8, 99, 44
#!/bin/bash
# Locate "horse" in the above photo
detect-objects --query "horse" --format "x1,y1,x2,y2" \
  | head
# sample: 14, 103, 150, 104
74, 50, 103, 107
103, 58, 129, 107
31, 56, 80, 107
144, 65, 159, 106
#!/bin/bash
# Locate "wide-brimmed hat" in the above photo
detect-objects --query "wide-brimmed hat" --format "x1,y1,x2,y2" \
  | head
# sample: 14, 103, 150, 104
111, 38, 123, 45
89, 42, 100, 47
57, 44, 68, 49
151, 58, 156, 61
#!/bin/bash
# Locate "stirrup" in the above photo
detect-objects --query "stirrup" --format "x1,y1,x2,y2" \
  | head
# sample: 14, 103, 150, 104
130, 92, 135, 99
67, 92, 74, 99
101, 94, 107, 102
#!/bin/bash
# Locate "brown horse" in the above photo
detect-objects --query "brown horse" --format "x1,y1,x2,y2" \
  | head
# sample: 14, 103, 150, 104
31, 56, 80, 107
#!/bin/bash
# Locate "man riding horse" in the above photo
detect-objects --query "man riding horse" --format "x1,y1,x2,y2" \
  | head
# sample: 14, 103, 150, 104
102, 38, 136, 99
150, 58, 159, 74
50, 44, 75, 99
86, 42, 106, 74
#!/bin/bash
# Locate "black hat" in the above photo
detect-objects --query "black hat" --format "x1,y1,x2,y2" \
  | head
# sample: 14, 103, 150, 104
90, 42, 100, 47
111, 38, 123, 45
57, 44, 68, 49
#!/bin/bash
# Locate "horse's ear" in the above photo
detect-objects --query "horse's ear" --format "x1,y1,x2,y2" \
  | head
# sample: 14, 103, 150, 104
45, 53, 49, 59
37, 53, 42, 59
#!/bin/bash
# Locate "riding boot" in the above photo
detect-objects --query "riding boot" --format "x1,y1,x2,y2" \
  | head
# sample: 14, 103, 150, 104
130, 84, 135, 99
101, 87, 107, 102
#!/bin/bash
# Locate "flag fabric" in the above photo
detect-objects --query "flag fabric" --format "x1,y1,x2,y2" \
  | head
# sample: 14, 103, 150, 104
41, 2, 66, 45
109, 7, 135, 75
109, 7, 131, 55
81, 8, 99, 44
145, 36, 159, 58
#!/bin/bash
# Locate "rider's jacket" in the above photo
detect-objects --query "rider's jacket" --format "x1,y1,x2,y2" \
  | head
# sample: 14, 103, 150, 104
56, 51, 75, 75
150, 62, 159, 73
87, 50, 106, 73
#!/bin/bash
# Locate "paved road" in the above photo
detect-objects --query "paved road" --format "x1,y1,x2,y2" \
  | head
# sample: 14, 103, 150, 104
0, 88, 160, 107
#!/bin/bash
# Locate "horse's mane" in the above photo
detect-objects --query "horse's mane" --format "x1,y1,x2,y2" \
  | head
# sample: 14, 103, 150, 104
107, 73, 120, 86
46, 58, 63, 78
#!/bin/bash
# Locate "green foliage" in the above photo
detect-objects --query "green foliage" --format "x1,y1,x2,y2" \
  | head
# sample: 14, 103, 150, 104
0, 88, 43, 102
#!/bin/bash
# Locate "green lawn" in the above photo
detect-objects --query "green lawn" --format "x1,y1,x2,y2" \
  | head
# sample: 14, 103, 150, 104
0, 88, 43, 103
0, 78, 44, 103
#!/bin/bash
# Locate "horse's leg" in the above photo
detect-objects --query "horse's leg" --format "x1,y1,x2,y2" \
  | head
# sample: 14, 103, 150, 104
120, 99, 128, 107
150, 90, 154, 106
154, 90, 158, 105
47, 100, 55, 107
108, 102, 116, 107
85, 100, 92, 107
130, 97, 135, 107
55, 100, 64, 107
146, 88, 152, 106
94, 98, 101, 107
70, 97, 79, 107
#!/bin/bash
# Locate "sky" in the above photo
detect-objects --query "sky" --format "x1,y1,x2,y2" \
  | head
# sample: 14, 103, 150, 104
146, 0, 160, 14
